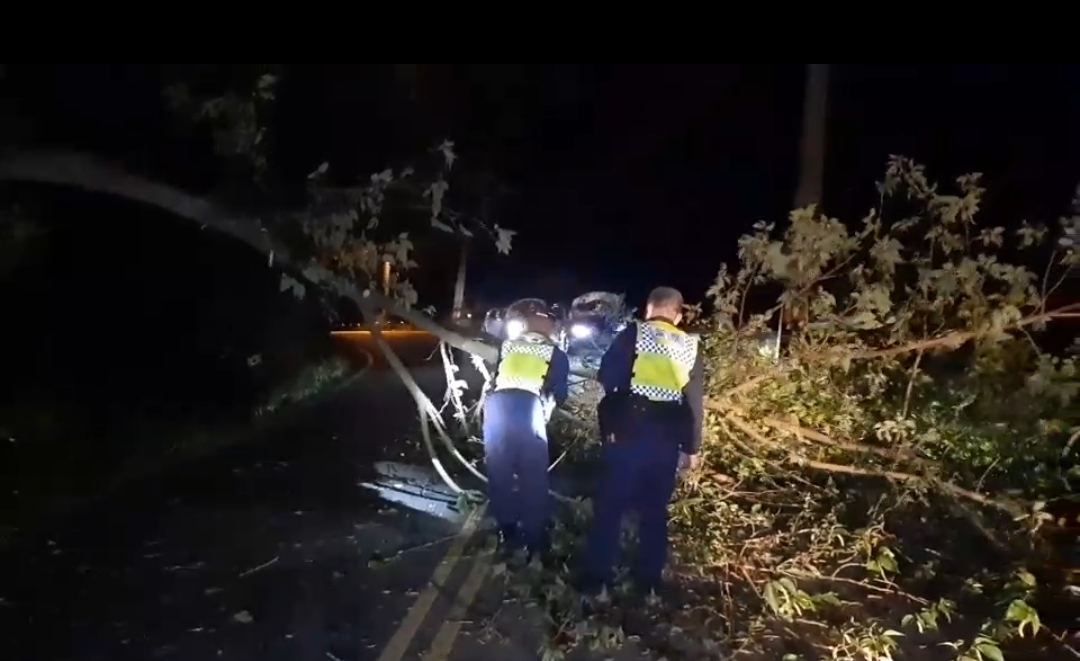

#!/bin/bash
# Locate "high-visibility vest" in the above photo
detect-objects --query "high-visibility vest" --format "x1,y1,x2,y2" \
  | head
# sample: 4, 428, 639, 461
493, 332, 556, 396
629, 319, 699, 403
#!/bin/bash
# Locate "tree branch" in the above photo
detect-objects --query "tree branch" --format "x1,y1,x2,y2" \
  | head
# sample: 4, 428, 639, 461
715, 401, 925, 464
719, 410, 1027, 519
829, 304, 1080, 363
0, 149, 601, 381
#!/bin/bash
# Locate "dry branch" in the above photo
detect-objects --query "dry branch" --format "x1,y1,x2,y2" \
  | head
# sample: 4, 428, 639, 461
0, 150, 500, 366
359, 301, 483, 491
715, 401, 925, 464
801, 304, 1080, 365
720, 409, 1027, 519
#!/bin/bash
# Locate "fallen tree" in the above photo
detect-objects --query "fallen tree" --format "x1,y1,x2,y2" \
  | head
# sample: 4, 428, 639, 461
3, 73, 1077, 660
0, 70, 594, 501
4, 147, 1078, 661
491, 158, 1080, 661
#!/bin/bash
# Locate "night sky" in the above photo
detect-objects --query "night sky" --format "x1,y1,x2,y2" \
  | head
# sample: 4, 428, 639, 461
9, 64, 1080, 308
385, 64, 1080, 304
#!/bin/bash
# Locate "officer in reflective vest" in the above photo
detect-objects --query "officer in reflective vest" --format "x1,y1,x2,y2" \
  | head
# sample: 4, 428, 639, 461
583, 286, 704, 595
484, 305, 570, 557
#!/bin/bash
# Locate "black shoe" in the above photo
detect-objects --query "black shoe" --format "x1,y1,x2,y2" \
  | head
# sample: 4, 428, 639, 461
495, 527, 520, 561
579, 582, 616, 617
521, 537, 553, 567
532, 545, 562, 570
633, 579, 659, 594
631, 577, 674, 607
575, 573, 610, 598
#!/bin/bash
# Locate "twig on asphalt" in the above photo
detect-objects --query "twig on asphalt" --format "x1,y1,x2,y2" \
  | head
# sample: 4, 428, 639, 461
165, 562, 205, 572
238, 555, 279, 577
374, 533, 459, 564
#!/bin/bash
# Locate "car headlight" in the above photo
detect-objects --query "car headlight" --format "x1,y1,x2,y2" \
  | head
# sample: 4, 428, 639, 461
570, 323, 592, 339
506, 319, 525, 339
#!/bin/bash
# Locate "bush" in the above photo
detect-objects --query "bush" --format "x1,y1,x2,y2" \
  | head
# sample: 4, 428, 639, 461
501, 158, 1079, 661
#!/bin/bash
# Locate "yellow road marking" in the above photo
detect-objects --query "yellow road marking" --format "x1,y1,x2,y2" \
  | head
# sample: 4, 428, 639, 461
375, 503, 487, 661
420, 538, 497, 661
330, 330, 432, 336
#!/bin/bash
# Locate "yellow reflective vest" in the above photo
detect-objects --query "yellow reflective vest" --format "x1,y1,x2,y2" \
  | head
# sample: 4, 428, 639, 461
493, 332, 556, 397
629, 319, 699, 402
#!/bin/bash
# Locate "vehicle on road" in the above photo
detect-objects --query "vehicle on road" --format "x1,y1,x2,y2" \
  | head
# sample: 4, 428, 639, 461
482, 292, 634, 369
482, 306, 505, 339
563, 291, 631, 357
483, 298, 565, 345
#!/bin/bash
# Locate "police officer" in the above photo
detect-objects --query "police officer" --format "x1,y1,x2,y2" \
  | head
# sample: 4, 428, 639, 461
582, 286, 703, 595
483, 301, 570, 557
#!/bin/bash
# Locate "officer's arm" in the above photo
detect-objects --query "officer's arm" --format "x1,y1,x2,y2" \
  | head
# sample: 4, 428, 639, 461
598, 325, 637, 394
487, 344, 503, 393
682, 352, 705, 455
544, 348, 571, 407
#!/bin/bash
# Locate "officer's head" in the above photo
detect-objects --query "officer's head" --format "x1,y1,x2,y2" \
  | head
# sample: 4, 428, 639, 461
645, 286, 684, 325
523, 313, 556, 338
505, 298, 555, 339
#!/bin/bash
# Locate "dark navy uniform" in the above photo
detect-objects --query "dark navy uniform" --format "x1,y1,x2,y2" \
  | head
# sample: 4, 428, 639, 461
583, 317, 703, 591
483, 330, 570, 553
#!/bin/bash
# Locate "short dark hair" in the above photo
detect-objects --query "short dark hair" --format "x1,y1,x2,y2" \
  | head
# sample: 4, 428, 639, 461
646, 286, 684, 310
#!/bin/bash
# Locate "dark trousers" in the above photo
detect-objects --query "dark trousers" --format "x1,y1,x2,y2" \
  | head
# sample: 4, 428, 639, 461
482, 389, 550, 550
584, 411, 682, 590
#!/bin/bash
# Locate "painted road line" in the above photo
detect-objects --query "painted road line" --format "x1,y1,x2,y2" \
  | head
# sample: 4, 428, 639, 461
375, 503, 487, 661
421, 538, 497, 661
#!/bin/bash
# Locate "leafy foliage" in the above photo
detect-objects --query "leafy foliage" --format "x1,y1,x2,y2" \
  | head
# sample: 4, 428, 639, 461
471, 158, 1080, 661
18, 65, 1075, 661
166, 71, 516, 310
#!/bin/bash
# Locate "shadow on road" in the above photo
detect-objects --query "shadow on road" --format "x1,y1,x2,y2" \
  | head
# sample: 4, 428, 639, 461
0, 331, 492, 661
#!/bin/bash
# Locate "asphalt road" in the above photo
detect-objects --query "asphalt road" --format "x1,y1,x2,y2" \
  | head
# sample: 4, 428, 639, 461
0, 332, 483, 661
0, 330, 647, 661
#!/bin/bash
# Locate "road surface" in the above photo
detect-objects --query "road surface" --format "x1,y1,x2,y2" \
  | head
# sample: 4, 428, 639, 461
0, 331, 644, 661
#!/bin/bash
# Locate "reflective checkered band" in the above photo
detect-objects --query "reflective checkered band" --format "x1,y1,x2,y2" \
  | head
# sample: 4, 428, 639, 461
630, 320, 699, 402
493, 333, 556, 396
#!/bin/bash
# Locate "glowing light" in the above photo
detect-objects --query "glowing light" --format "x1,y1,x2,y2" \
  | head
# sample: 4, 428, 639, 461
570, 323, 592, 339
506, 319, 525, 339
330, 329, 431, 337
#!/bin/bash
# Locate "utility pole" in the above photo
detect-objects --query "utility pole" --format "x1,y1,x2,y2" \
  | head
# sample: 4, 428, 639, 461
793, 63, 829, 210
782, 64, 831, 336
377, 259, 392, 326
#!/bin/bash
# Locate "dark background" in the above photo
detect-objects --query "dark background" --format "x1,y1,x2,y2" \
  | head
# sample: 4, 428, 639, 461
7, 65, 1080, 304
3, 64, 1080, 512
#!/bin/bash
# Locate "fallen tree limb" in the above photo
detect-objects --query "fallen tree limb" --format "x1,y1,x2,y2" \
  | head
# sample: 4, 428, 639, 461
0, 148, 605, 380
719, 411, 1027, 519
720, 373, 773, 400
0, 149, 600, 378
799, 304, 1080, 365
714, 400, 926, 464
359, 299, 487, 487
798, 457, 1025, 518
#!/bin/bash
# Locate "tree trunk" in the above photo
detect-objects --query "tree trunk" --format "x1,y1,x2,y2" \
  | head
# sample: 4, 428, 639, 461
793, 64, 829, 210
